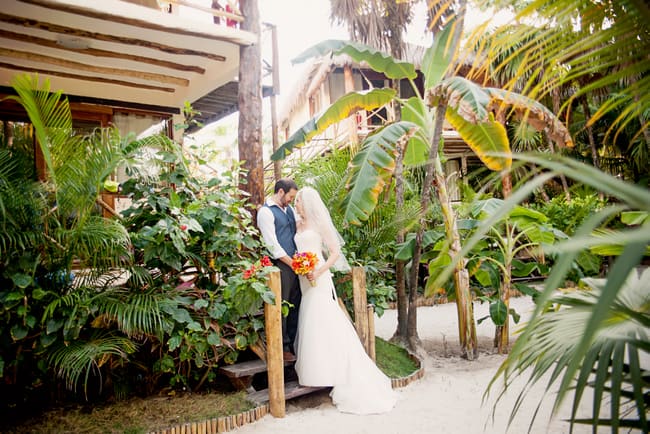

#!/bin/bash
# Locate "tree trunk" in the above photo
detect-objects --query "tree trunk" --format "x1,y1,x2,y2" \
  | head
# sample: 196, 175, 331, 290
432, 106, 477, 359
406, 230, 421, 350
580, 95, 600, 170
390, 75, 408, 344
532, 163, 550, 202
269, 23, 281, 182
494, 261, 511, 354
425, 0, 478, 360
237, 0, 264, 213
550, 87, 571, 202
392, 131, 408, 343
343, 64, 359, 146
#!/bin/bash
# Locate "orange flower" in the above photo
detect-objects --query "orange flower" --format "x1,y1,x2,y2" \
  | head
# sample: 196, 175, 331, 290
291, 251, 318, 275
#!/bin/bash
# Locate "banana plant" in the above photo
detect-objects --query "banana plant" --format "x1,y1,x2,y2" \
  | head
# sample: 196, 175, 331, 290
464, 198, 556, 354
272, 20, 572, 357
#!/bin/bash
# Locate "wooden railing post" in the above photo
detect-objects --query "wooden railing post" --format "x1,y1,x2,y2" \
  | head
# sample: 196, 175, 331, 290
367, 304, 376, 362
352, 266, 369, 354
264, 270, 285, 418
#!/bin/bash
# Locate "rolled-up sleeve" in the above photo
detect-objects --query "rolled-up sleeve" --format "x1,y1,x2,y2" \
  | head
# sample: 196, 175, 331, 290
257, 205, 288, 259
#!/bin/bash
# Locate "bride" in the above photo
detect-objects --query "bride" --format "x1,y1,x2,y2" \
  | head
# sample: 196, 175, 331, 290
292, 186, 397, 415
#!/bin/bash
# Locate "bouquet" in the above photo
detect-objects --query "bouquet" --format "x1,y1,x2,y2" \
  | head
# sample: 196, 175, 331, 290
291, 251, 319, 286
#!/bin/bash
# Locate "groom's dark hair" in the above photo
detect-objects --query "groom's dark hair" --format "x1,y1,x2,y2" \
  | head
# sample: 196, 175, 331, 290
274, 178, 298, 194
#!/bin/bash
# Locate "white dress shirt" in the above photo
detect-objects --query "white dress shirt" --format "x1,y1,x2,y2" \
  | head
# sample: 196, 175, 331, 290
257, 197, 295, 259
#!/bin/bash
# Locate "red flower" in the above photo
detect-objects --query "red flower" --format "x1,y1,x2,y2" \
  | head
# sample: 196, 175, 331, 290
180, 224, 188, 231
243, 266, 256, 279
260, 256, 272, 267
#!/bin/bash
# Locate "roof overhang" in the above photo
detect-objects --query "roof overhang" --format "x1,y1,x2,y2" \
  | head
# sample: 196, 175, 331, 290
0, 0, 257, 115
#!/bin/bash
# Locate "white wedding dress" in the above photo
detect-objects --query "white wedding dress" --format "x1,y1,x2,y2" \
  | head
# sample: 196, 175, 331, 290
293, 229, 397, 415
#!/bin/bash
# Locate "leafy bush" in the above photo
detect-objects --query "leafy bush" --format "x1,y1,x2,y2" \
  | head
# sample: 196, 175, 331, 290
533, 192, 606, 281
118, 152, 274, 390
0, 76, 276, 420
534, 192, 606, 236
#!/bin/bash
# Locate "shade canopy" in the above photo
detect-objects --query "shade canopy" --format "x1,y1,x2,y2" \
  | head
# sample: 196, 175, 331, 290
0, 0, 258, 117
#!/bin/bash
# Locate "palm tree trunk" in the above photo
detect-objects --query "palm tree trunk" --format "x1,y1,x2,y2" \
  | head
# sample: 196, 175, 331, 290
551, 88, 571, 201
434, 138, 477, 359
425, 104, 478, 359
238, 0, 264, 212
431, 0, 478, 360
495, 171, 512, 353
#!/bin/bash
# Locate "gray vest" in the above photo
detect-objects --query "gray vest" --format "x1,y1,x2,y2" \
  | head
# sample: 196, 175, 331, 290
264, 203, 297, 257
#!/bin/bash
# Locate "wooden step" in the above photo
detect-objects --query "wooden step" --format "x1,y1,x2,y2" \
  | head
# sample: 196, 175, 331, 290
247, 380, 328, 405
219, 359, 271, 379
218, 358, 294, 391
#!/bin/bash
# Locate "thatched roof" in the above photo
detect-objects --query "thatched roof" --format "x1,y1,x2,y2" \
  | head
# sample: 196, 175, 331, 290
278, 43, 427, 127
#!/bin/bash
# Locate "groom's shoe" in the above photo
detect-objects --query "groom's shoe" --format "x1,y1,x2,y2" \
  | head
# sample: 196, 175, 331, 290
283, 351, 296, 362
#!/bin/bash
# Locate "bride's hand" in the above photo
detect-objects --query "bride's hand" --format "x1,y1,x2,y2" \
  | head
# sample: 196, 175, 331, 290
308, 269, 323, 281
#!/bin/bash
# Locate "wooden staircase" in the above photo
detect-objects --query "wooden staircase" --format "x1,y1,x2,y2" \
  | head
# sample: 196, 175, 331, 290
247, 380, 326, 405
218, 358, 327, 404
222, 267, 371, 417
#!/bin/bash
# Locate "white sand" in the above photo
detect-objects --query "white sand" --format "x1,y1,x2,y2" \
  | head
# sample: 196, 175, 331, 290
234, 297, 594, 434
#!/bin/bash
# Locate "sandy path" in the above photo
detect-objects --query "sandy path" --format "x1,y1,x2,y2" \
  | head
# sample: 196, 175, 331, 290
234, 297, 594, 434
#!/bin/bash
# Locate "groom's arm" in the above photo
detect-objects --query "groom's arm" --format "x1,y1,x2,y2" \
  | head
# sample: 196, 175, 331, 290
257, 206, 290, 263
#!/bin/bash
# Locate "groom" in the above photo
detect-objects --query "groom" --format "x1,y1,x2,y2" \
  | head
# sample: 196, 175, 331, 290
257, 178, 301, 361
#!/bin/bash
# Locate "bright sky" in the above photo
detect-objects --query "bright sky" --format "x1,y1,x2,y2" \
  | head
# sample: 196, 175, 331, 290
258, 1, 345, 116
258, 1, 431, 109
186, 0, 512, 140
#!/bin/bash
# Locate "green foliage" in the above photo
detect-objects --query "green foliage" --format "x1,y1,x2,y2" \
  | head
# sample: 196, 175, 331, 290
534, 192, 606, 236
0, 74, 276, 418
0, 77, 143, 412
455, 153, 650, 432
119, 153, 273, 388
490, 268, 650, 432
533, 192, 606, 281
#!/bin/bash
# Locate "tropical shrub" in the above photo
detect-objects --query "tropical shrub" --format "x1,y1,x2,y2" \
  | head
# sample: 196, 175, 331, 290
0, 75, 275, 421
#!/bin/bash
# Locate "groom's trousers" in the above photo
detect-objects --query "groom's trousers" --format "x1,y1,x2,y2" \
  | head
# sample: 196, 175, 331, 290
275, 261, 301, 353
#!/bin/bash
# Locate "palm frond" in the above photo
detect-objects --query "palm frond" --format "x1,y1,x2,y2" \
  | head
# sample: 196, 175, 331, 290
95, 288, 174, 339
64, 216, 132, 271
472, 0, 650, 145
48, 331, 137, 396
489, 268, 650, 432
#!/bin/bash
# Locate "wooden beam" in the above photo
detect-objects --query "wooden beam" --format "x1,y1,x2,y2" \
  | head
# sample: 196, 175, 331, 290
0, 47, 189, 86
0, 61, 175, 93
0, 12, 227, 62
263, 270, 285, 418
0, 29, 205, 74
17, 0, 249, 45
